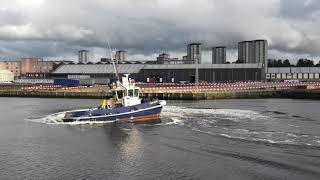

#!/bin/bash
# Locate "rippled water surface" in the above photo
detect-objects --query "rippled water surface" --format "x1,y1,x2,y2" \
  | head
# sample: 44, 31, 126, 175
1, 98, 320, 180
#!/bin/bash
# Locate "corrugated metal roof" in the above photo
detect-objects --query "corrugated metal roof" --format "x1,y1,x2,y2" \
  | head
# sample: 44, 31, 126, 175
267, 67, 290, 73
53, 64, 145, 74
52, 63, 263, 74
144, 63, 263, 69
267, 67, 320, 73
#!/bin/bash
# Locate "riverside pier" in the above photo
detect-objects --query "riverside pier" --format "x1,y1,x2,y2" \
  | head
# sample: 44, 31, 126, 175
1, 82, 320, 100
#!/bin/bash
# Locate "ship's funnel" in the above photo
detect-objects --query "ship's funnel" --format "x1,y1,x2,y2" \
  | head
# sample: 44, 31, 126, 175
122, 74, 130, 87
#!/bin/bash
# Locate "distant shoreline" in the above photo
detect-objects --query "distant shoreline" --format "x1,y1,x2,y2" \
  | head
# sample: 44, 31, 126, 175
0, 89, 320, 100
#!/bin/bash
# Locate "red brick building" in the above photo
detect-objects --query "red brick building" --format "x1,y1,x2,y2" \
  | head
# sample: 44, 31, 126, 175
0, 58, 54, 78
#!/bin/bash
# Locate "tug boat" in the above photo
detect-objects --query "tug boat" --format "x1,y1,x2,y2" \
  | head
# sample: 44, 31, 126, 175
63, 74, 166, 123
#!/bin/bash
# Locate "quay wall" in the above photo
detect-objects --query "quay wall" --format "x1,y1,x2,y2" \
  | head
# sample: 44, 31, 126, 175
141, 89, 320, 100
0, 89, 320, 100
0, 90, 109, 99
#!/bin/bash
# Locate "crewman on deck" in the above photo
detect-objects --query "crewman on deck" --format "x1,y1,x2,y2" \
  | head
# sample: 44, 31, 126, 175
101, 99, 108, 109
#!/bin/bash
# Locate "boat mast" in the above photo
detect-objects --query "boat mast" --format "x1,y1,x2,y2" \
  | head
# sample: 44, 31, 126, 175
107, 41, 120, 81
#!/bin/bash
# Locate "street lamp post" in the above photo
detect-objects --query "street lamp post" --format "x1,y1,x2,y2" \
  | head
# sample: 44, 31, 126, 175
195, 58, 199, 89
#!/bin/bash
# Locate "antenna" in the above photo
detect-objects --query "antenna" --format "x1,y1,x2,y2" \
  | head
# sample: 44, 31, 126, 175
107, 41, 119, 80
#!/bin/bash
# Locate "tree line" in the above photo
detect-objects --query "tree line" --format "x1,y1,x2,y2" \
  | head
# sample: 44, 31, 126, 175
268, 59, 320, 67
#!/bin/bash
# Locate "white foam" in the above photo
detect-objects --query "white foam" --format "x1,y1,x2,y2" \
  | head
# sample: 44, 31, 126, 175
289, 124, 300, 128
253, 138, 295, 144
197, 119, 217, 128
163, 117, 184, 126
191, 126, 319, 146
163, 106, 270, 122
161, 106, 271, 129
27, 111, 68, 124
220, 134, 233, 138
162, 106, 319, 146
27, 109, 116, 125
219, 133, 296, 145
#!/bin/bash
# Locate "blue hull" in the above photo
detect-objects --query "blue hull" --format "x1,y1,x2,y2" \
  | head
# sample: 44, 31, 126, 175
63, 101, 164, 123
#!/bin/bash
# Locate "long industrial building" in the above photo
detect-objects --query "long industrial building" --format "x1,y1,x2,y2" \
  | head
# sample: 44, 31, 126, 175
52, 62, 320, 83
266, 67, 320, 81
52, 63, 264, 83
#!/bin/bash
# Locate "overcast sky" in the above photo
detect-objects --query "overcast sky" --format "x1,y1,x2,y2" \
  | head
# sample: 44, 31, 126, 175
0, 0, 320, 63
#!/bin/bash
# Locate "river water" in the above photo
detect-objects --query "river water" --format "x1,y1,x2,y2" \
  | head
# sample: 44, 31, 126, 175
0, 98, 320, 180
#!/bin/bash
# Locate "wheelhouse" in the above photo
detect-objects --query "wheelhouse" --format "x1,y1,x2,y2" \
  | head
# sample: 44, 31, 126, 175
109, 74, 141, 107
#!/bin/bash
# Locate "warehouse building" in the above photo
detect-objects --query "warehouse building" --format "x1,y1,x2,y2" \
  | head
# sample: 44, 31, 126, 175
266, 67, 320, 81
53, 64, 144, 84
52, 63, 264, 83
140, 64, 262, 83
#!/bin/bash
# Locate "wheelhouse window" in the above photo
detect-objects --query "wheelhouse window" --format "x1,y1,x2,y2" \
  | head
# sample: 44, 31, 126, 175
128, 90, 134, 97
117, 90, 124, 99
134, 89, 139, 97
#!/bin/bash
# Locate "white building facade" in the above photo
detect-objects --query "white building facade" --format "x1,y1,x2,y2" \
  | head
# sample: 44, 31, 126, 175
0, 70, 14, 83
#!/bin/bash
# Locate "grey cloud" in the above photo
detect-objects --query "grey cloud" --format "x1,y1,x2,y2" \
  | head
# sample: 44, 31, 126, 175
0, 0, 320, 62
0, 40, 78, 59
0, 9, 26, 26
279, 0, 320, 19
